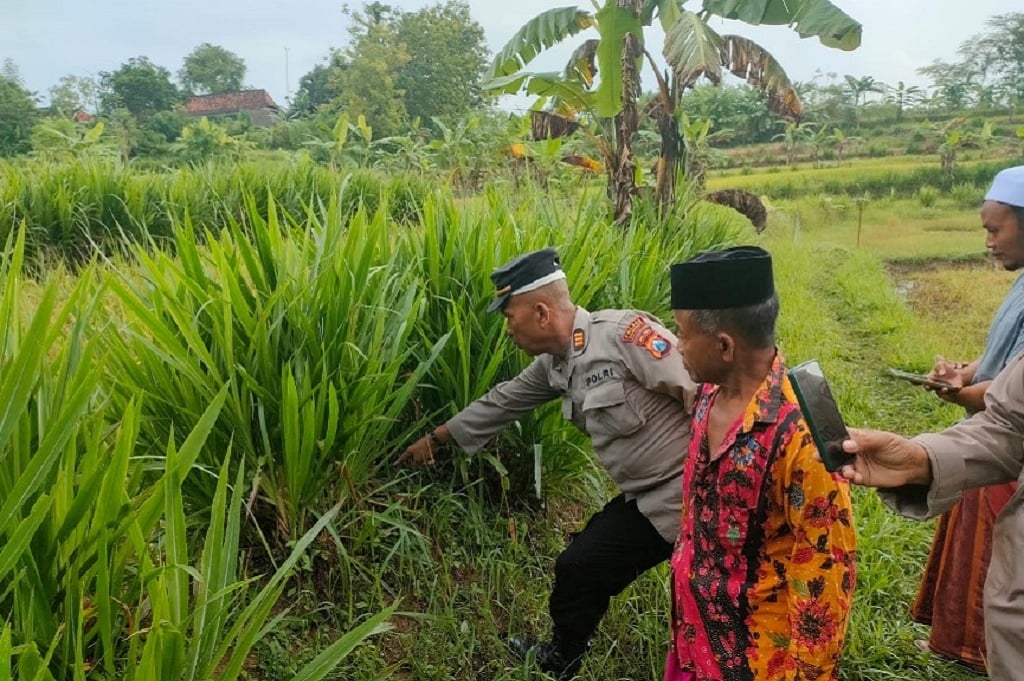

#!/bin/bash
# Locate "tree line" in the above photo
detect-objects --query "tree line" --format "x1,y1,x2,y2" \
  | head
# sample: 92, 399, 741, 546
0, 4, 1020, 180
0, 1, 489, 157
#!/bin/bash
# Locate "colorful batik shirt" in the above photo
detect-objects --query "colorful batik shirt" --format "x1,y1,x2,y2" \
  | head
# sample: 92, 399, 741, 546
667, 353, 856, 681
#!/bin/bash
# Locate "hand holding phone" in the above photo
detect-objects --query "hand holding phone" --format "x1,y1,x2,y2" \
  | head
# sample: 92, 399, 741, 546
886, 367, 959, 392
788, 360, 852, 473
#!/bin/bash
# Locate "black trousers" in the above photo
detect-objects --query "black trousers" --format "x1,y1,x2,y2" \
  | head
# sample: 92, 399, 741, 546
548, 494, 674, 646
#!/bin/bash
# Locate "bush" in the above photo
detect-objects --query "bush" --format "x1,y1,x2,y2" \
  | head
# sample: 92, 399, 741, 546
917, 184, 939, 207
950, 182, 982, 208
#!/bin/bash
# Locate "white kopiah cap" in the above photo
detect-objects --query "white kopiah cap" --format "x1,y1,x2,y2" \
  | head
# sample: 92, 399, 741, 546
985, 165, 1024, 208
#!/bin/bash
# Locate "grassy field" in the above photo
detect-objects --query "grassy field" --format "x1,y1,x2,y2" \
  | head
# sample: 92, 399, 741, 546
706, 155, 1013, 202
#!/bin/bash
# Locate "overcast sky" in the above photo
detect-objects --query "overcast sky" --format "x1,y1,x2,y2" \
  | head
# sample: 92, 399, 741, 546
2, 0, 1020, 111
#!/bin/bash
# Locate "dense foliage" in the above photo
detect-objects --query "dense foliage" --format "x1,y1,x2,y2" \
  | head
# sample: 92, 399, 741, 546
0, 162, 744, 679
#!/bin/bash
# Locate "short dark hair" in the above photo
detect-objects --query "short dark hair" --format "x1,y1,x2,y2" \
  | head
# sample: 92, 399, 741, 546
1014, 205, 1024, 232
690, 293, 779, 349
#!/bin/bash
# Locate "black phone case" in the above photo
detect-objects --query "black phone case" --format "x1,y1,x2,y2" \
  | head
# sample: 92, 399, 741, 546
788, 360, 851, 472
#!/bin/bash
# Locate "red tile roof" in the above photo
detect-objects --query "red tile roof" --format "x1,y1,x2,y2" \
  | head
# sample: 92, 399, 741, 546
184, 89, 279, 116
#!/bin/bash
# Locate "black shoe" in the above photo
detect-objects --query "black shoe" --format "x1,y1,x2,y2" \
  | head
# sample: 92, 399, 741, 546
505, 635, 586, 680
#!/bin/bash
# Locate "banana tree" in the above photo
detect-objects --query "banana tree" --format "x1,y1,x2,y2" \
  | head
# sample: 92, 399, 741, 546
485, 0, 861, 225
772, 120, 813, 165
932, 117, 992, 179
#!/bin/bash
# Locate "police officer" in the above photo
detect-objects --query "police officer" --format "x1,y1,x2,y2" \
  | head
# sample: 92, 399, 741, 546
399, 248, 695, 679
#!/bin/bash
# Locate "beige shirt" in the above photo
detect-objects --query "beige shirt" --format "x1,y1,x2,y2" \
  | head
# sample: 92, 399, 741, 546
881, 352, 1024, 681
446, 308, 695, 542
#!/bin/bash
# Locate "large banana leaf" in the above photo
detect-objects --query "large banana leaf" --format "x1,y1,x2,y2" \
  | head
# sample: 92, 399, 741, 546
642, 0, 683, 27
490, 7, 596, 78
593, 2, 644, 118
663, 9, 724, 88
483, 72, 593, 112
701, 0, 862, 50
663, 20, 802, 119
719, 34, 802, 118
564, 39, 600, 86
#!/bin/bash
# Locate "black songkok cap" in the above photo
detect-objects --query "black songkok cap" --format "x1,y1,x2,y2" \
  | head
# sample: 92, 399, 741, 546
670, 246, 774, 310
487, 247, 566, 312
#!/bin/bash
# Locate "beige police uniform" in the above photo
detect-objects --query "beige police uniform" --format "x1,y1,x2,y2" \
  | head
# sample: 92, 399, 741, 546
445, 307, 694, 542
881, 352, 1024, 681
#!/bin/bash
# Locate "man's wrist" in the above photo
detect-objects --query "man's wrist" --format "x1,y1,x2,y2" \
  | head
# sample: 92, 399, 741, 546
908, 442, 933, 486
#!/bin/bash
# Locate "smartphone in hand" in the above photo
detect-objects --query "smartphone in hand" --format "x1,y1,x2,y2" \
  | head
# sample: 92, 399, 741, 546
886, 367, 959, 391
788, 360, 852, 473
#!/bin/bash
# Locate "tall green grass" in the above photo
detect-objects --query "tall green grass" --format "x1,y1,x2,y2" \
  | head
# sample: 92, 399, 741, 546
0, 158, 433, 264
0, 228, 393, 680
394, 184, 744, 499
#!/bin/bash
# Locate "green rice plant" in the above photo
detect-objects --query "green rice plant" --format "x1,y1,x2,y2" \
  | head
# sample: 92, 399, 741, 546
101, 191, 449, 546
708, 158, 1010, 200
0, 158, 432, 266
0, 226, 394, 680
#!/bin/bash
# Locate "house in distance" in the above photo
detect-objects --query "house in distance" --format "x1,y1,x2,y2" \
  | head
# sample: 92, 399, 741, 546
183, 89, 281, 127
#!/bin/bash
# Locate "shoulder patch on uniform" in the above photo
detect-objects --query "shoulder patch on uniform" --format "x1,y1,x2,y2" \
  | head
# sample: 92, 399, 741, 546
635, 326, 656, 346
573, 328, 586, 351
645, 334, 672, 359
622, 315, 649, 343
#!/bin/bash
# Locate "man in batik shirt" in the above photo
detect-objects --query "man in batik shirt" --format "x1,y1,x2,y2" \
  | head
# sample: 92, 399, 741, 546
665, 246, 857, 681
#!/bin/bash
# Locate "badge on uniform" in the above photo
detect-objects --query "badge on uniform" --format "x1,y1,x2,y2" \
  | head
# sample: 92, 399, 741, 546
645, 335, 671, 359
622, 315, 648, 343
573, 328, 586, 351
622, 315, 671, 359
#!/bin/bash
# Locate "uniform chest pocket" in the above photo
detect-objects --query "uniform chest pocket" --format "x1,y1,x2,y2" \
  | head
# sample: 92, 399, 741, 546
582, 380, 645, 439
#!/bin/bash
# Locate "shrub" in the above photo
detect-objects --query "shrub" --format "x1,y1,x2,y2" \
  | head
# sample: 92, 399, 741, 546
950, 182, 982, 208
917, 185, 939, 207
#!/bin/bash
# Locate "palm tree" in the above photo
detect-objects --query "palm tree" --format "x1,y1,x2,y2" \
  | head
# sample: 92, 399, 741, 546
886, 80, 925, 123
842, 74, 885, 107
486, 0, 862, 225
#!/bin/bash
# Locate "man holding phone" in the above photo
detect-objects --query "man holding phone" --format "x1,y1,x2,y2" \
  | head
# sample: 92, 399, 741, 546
838, 349, 1024, 681
906, 165, 1024, 669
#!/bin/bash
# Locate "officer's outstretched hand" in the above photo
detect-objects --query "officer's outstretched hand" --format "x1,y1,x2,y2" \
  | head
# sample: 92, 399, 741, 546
398, 434, 438, 467
836, 427, 932, 488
